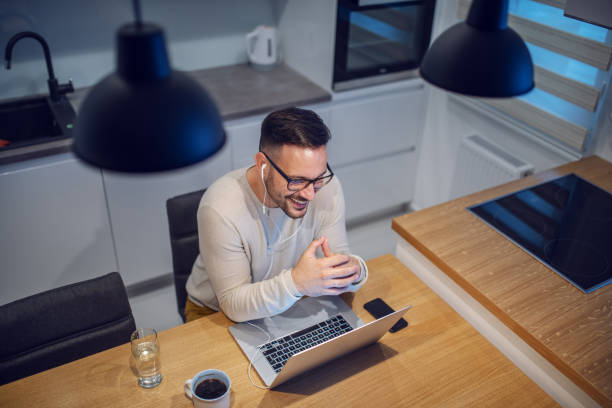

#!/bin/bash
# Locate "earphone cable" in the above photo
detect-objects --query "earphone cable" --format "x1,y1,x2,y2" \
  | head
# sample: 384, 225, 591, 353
245, 321, 272, 390
259, 163, 306, 280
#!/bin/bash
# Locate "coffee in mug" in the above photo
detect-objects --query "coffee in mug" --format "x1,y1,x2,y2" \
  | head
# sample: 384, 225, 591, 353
185, 369, 231, 408
195, 378, 227, 399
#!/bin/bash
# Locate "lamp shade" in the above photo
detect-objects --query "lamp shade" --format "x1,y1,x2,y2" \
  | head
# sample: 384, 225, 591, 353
73, 23, 226, 172
419, 0, 534, 97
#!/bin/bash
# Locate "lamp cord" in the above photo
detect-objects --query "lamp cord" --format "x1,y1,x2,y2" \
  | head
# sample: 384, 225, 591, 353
132, 0, 143, 27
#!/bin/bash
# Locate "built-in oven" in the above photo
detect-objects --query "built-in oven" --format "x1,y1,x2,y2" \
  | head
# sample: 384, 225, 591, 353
333, 0, 436, 91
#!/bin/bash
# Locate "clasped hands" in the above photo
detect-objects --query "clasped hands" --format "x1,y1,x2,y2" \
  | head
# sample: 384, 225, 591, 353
291, 236, 362, 297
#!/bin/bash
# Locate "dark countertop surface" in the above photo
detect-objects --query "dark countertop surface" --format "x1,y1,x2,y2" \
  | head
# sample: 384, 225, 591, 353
0, 63, 331, 167
191, 63, 331, 121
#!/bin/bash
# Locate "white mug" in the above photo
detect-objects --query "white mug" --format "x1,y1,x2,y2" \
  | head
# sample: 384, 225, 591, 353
184, 369, 231, 408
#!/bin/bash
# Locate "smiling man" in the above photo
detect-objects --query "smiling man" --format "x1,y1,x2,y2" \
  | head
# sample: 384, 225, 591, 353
185, 107, 368, 322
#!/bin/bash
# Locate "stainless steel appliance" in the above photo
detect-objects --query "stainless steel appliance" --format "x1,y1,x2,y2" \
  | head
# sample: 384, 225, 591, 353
333, 0, 436, 91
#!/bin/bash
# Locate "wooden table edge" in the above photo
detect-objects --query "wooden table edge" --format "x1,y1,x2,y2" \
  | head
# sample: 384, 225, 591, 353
391, 156, 612, 407
391, 220, 608, 407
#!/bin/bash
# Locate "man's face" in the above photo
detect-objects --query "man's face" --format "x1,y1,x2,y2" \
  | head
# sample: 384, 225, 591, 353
263, 144, 328, 219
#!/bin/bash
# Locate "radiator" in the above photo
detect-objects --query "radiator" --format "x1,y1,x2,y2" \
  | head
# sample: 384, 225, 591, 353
450, 134, 534, 199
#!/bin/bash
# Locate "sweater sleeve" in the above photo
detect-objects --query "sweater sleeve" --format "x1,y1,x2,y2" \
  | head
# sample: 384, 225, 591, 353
197, 204, 301, 322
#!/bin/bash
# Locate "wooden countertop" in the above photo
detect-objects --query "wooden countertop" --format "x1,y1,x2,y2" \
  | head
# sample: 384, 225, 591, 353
392, 155, 612, 407
0, 255, 556, 407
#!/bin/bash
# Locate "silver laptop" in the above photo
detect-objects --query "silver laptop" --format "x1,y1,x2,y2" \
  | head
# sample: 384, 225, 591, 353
229, 296, 411, 388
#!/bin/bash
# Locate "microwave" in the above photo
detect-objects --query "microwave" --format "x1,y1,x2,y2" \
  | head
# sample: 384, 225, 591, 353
333, 0, 436, 91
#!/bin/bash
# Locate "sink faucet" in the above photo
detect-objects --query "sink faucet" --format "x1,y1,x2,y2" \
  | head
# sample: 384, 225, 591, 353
5, 31, 74, 102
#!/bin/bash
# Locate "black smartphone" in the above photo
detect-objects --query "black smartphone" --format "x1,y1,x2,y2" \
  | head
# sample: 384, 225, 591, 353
363, 298, 408, 333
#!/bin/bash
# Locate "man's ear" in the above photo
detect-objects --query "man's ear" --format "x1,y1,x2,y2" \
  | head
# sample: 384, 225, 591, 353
254, 151, 267, 173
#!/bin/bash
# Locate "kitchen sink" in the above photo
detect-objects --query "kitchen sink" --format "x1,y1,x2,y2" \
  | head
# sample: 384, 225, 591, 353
0, 95, 75, 151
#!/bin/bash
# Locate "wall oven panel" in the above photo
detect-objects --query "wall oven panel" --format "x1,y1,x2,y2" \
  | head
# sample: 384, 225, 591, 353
333, 0, 436, 91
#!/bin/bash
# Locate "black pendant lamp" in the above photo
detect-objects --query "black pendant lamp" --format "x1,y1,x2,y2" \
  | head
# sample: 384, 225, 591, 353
73, 0, 226, 172
419, 0, 534, 97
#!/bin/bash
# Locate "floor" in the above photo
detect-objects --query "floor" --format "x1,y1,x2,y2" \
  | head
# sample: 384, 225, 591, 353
128, 209, 406, 332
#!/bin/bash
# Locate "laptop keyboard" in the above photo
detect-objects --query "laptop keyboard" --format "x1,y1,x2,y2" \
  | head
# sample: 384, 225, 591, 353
260, 314, 353, 373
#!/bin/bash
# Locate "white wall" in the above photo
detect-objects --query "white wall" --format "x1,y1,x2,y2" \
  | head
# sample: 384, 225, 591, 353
1, 0, 277, 100
412, 0, 612, 210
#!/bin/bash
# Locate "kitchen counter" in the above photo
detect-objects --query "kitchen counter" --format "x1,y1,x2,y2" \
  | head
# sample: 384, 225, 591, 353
189, 63, 331, 120
392, 156, 612, 407
0, 63, 331, 165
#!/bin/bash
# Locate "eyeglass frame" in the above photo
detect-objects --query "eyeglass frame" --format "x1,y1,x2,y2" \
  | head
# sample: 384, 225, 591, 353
260, 151, 334, 192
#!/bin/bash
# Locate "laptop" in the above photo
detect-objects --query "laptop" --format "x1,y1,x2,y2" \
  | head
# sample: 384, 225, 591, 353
229, 296, 411, 388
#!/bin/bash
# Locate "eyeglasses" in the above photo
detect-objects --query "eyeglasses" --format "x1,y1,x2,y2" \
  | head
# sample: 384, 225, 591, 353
261, 151, 334, 192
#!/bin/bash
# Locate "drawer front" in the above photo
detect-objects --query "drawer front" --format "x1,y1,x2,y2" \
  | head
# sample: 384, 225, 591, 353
335, 151, 416, 221
0, 155, 116, 305
328, 88, 425, 168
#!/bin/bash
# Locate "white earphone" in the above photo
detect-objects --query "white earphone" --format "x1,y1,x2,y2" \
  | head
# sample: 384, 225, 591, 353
261, 163, 267, 214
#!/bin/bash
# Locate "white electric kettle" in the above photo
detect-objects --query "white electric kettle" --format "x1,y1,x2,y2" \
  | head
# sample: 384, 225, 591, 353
245, 25, 277, 71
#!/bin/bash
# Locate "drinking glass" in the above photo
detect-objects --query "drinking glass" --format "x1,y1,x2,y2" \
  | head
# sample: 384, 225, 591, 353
130, 328, 163, 388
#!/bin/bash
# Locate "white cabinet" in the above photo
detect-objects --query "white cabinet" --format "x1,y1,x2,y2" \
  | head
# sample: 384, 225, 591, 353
336, 151, 416, 221
102, 145, 231, 285
327, 85, 424, 167
227, 114, 266, 170
327, 82, 425, 220
0, 153, 117, 305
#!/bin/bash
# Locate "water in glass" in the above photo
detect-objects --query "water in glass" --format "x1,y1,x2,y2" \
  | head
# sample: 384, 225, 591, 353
131, 328, 162, 388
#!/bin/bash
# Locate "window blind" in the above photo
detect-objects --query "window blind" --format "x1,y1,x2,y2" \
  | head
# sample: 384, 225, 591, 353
456, 0, 612, 151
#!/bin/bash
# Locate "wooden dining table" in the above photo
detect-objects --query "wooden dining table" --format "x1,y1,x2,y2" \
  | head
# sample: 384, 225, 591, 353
0, 255, 557, 407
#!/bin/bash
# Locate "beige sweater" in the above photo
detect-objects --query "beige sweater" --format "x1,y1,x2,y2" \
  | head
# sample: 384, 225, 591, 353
186, 167, 368, 322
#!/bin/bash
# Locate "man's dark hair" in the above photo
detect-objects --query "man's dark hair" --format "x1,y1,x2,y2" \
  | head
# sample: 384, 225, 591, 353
259, 107, 331, 152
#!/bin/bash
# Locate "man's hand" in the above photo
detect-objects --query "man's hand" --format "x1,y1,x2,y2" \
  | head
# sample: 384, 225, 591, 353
291, 237, 361, 297
321, 238, 362, 284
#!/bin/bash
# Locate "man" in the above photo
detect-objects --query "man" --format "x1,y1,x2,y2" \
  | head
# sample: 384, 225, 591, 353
185, 107, 368, 322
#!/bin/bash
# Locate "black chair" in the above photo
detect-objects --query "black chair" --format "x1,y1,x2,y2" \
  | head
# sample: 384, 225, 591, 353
166, 189, 205, 322
0, 272, 136, 386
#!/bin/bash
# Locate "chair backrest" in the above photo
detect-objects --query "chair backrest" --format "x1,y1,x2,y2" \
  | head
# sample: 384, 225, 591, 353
166, 189, 205, 322
0, 272, 136, 385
